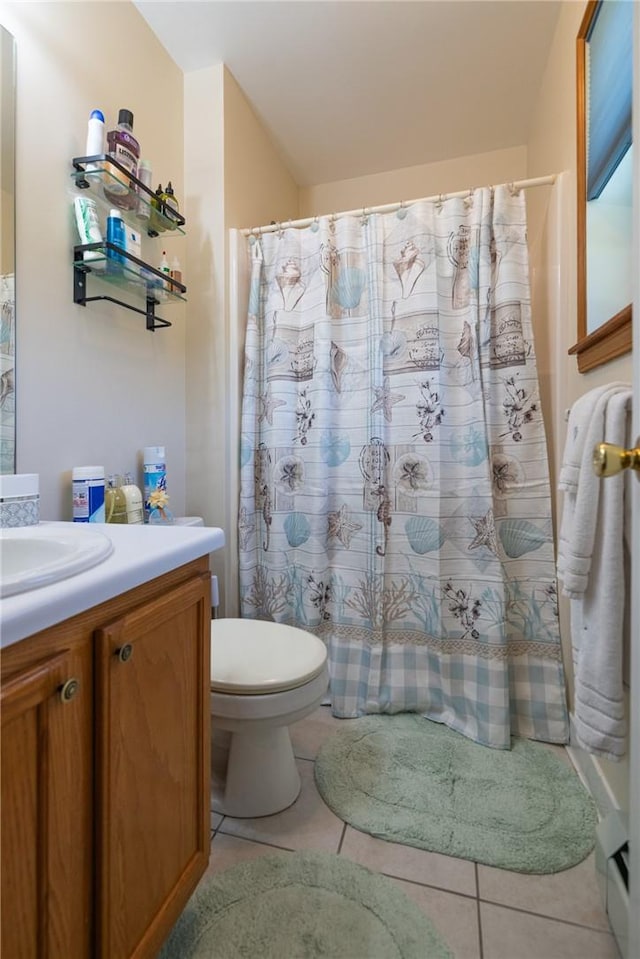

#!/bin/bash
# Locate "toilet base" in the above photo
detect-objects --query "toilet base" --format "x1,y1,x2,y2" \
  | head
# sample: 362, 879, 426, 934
212, 725, 301, 817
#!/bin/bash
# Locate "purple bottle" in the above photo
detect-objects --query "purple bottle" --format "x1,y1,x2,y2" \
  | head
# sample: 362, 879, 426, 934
104, 109, 140, 211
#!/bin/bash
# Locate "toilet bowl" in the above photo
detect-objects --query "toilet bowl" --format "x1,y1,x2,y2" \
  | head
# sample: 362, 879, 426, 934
210, 618, 329, 818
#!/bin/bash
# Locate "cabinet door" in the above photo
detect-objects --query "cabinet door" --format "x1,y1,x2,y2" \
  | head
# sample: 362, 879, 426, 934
1, 646, 92, 959
95, 574, 210, 959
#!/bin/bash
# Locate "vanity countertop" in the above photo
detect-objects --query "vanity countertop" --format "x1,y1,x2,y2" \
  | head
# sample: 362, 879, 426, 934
0, 521, 225, 649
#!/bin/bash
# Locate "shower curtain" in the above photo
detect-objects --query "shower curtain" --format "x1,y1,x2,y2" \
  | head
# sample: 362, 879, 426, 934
238, 184, 569, 749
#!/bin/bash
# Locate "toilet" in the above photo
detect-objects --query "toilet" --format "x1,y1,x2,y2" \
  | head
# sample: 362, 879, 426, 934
210, 618, 329, 818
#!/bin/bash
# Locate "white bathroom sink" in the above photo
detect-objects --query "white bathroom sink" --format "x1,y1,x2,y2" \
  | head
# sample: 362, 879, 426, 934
0, 525, 114, 598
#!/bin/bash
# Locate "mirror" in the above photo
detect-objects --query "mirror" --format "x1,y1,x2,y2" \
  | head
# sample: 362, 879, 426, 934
0, 25, 16, 472
571, 0, 633, 373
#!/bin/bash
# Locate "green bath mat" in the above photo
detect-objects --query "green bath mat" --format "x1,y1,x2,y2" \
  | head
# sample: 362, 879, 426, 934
315, 715, 598, 874
158, 850, 452, 959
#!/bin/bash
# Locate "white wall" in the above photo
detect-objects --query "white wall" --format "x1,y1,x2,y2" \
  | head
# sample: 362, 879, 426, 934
184, 65, 298, 614
0, 1, 186, 519
527, 0, 633, 811
300, 145, 527, 217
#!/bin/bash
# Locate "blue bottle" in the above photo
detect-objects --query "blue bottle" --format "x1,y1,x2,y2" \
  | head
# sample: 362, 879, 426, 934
106, 208, 126, 273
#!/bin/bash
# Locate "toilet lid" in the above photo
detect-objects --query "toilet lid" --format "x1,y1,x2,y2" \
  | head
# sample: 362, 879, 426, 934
211, 619, 327, 694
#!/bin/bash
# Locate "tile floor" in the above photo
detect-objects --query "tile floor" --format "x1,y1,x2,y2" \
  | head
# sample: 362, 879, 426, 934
204, 706, 619, 959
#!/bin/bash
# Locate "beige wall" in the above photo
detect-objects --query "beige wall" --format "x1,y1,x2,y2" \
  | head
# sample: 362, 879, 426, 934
184, 65, 298, 613
1, 0, 186, 519
300, 145, 527, 218
526, 0, 633, 810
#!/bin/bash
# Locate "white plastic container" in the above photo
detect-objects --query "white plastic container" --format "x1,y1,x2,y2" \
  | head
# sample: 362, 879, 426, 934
72, 466, 105, 523
74, 196, 104, 265
85, 109, 105, 167
143, 446, 166, 522
121, 473, 144, 525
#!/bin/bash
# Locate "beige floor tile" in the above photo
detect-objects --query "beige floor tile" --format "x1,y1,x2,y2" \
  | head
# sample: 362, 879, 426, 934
480, 902, 619, 959
203, 832, 291, 881
341, 825, 476, 897
391, 877, 481, 959
478, 852, 609, 931
290, 704, 354, 761
219, 758, 345, 852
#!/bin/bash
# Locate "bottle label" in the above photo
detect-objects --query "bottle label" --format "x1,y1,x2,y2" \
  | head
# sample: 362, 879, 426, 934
73, 477, 105, 523
107, 133, 139, 195
143, 463, 166, 519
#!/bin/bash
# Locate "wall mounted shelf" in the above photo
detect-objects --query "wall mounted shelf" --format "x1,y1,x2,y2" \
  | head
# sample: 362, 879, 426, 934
71, 156, 187, 332
72, 155, 185, 236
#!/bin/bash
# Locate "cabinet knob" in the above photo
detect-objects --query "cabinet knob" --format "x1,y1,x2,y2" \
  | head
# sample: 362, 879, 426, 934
116, 644, 133, 663
59, 678, 80, 703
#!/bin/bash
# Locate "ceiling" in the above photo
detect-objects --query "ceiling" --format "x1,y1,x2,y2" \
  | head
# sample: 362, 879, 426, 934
133, 1, 561, 187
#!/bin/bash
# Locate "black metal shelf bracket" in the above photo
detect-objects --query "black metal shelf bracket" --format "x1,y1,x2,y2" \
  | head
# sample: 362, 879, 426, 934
73, 263, 171, 331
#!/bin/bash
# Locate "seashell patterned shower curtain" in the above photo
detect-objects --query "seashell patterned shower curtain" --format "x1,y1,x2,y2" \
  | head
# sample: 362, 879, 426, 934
238, 185, 569, 749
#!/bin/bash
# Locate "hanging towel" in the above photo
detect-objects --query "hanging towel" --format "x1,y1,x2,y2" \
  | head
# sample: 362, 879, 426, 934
558, 382, 629, 492
557, 383, 631, 596
569, 390, 631, 760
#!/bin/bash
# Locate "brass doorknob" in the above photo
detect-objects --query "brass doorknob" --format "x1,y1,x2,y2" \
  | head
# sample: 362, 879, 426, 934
116, 644, 133, 663
593, 442, 640, 477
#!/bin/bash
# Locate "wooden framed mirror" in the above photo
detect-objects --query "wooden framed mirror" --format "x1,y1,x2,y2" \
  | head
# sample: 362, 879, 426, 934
570, 0, 633, 373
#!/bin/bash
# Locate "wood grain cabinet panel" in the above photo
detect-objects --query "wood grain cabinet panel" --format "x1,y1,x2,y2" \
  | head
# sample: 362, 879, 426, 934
1, 646, 93, 959
0, 558, 211, 959
95, 574, 211, 959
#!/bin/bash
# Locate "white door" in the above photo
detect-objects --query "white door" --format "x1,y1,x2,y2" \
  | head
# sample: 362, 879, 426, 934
627, 8, 639, 955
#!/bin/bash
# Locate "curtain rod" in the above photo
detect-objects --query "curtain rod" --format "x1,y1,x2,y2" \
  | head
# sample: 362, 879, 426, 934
240, 174, 557, 237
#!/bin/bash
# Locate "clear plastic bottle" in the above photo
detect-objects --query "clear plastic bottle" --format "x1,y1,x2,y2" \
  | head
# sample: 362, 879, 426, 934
104, 108, 140, 211
105, 474, 128, 524
136, 159, 153, 223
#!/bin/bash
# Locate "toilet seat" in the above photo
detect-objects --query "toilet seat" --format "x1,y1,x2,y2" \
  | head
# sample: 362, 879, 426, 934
210, 618, 327, 695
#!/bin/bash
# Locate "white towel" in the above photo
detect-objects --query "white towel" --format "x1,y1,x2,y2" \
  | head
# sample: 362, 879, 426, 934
558, 382, 629, 492
570, 390, 631, 760
557, 383, 631, 596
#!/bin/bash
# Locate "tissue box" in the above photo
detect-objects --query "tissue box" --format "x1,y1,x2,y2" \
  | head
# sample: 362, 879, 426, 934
0, 473, 40, 527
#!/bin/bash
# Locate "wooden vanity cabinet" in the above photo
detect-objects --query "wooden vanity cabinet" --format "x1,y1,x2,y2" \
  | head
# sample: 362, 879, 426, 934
0, 557, 211, 959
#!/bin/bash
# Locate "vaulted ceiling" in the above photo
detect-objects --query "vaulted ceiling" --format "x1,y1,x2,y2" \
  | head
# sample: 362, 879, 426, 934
134, 1, 561, 186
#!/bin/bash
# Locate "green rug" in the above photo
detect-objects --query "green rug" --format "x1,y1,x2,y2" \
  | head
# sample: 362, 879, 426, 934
158, 850, 452, 959
315, 715, 598, 874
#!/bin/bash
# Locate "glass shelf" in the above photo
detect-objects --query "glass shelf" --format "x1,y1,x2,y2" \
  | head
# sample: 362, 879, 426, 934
71, 155, 185, 237
74, 242, 186, 332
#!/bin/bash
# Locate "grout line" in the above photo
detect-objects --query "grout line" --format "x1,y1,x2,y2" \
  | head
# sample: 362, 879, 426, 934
386, 872, 477, 903
336, 822, 347, 855
479, 897, 613, 934
214, 830, 303, 856
475, 865, 485, 959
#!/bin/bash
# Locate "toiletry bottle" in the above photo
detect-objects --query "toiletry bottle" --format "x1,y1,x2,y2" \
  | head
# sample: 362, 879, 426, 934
136, 159, 153, 223
106, 209, 126, 272
156, 250, 170, 301
105, 474, 128, 524
150, 184, 167, 233
104, 108, 140, 211
72, 466, 105, 523
170, 256, 182, 286
143, 446, 167, 522
121, 472, 144, 524
74, 196, 104, 266
163, 181, 180, 228
85, 109, 105, 170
